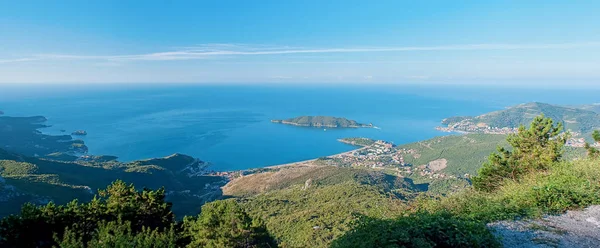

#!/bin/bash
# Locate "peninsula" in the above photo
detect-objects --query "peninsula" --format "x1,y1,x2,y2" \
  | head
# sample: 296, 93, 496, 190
271, 116, 373, 128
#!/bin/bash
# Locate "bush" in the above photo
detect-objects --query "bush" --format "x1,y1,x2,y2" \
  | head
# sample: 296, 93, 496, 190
330, 211, 500, 248
412, 158, 600, 222
56, 219, 178, 248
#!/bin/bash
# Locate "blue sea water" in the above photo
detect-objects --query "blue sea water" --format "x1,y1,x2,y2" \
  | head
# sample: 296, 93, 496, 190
1, 83, 599, 171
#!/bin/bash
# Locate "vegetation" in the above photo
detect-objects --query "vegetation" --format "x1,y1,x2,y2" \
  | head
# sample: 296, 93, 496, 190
0, 116, 88, 158
576, 103, 600, 114
330, 212, 499, 248
2, 113, 600, 247
473, 115, 567, 191
0, 150, 225, 218
271, 116, 372, 128
241, 182, 407, 247
443, 102, 600, 135
338, 137, 376, 147
584, 130, 600, 157
183, 200, 276, 248
413, 157, 600, 222
223, 166, 415, 197
0, 181, 275, 248
399, 133, 508, 176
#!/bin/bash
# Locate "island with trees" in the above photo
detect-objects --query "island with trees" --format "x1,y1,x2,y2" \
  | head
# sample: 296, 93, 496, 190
271, 116, 373, 128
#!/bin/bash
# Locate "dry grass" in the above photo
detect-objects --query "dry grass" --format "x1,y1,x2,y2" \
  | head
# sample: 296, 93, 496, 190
222, 164, 325, 196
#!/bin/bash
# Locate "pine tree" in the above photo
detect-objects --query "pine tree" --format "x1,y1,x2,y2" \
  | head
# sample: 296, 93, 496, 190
472, 115, 567, 192
184, 200, 276, 248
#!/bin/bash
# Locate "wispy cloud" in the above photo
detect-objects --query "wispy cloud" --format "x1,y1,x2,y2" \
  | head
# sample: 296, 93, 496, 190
3, 42, 600, 64
0, 58, 40, 64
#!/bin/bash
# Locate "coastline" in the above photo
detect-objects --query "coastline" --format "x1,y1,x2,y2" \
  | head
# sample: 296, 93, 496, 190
262, 145, 370, 170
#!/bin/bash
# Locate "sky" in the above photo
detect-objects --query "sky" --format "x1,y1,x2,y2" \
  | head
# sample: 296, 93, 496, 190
1, 0, 600, 87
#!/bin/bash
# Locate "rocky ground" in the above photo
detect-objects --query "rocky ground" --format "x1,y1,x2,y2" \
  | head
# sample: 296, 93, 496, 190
489, 205, 600, 247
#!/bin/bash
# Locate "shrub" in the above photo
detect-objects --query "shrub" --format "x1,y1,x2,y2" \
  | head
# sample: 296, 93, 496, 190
330, 211, 500, 248
412, 158, 600, 222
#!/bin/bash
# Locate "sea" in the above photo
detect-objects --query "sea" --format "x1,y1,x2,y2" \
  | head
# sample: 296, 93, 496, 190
1, 83, 599, 171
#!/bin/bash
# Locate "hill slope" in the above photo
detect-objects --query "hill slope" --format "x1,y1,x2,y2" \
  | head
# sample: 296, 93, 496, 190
223, 165, 418, 247
441, 102, 600, 135
0, 150, 226, 218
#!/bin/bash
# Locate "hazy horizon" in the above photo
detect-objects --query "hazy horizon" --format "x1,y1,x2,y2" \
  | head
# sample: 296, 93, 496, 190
2, 1, 600, 86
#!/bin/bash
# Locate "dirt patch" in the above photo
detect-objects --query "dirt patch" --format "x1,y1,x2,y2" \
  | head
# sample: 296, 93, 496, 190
427, 159, 447, 172
489, 205, 600, 247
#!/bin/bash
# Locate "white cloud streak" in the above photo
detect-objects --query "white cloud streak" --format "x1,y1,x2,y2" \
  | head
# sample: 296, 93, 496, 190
3, 42, 600, 64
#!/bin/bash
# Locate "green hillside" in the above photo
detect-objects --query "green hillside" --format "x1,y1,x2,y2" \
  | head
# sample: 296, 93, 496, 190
398, 134, 508, 176
0, 148, 225, 218
576, 103, 600, 114
224, 166, 418, 247
0, 116, 88, 158
443, 102, 600, 134
271, 116, 372, 128
0, 114, 227, 218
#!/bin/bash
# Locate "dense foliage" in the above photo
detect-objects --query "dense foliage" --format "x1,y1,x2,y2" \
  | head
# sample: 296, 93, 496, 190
330, 212, 499, 248
0, 181, 275, 248
473, 115, 567, 191
183, 200, 276, 248
584, 130, 600, 157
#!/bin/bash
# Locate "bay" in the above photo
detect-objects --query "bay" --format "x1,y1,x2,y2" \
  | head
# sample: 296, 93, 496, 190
1, 83, 598, 171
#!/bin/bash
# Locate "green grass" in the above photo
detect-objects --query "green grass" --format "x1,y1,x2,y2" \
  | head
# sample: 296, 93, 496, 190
224, 166, 416, 198
0, 160, 38, 175
240, 182, 407, 248
412, 158, 600, 222
398, 133, 508, 177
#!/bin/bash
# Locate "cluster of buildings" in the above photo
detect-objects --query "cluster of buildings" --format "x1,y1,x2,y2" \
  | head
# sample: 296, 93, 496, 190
437, 121, 518, 134
326, 140, 406, 168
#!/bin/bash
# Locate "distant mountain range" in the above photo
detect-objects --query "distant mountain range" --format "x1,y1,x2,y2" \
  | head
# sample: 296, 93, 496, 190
271, 116, 373, 128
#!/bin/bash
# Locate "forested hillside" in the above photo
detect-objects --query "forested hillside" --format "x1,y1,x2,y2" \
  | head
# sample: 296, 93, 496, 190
442, 102, 600, 136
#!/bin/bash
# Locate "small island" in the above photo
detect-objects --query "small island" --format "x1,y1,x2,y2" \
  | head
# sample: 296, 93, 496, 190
338, 137, 377, 147
71, 130, 88, 136
271, 116, 373, 128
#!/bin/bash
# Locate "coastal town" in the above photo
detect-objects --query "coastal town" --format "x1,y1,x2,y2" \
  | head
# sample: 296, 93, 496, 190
436, 120, 600, 149
435, 119, 518, 135
313, 138, 454, 179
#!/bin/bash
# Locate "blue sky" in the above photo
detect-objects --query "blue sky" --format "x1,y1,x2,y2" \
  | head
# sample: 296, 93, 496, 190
1, 0, 600, 86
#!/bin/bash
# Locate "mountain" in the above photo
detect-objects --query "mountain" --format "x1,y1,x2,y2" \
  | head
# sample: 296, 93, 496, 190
0, 114, 227, 218
576, 103, 600, 114
0, 149, 226, 218
271, 116, 373, 128
0, 115, 87, 158
441, 102, 600, 135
